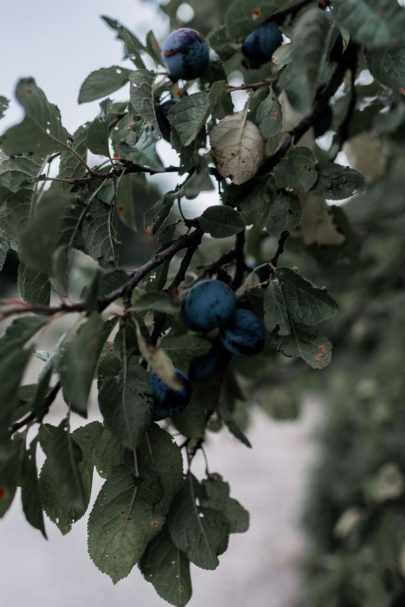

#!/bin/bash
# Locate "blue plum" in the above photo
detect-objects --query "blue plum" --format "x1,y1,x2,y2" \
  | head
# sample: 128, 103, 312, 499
241, 21, 283, 70
156, 99, 178, 142
162, 28, 209, 80
189, 342, 226, 381
183, 279, 237, 332
150, 369, 191, 421
220, 308, 266, 357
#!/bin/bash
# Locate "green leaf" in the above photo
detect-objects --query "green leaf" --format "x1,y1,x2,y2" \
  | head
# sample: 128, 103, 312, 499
0, 96, 9, 120
218, 398, 252, 448
81, 197, 118, 269
39, 420, 86, 514
266, 191, 301, 239
94, 426, 124, 478
39, 421, 102, 534
159, 333, 211, 370
264, 278, 290, 336
138, 425, 184, 515
272, 329, 332, 369
0, 229, 8, 270
98, 364, 154, 451
87, 99, 112, 157
200, 475, 249, 534
78, 66, 133, 103
101, 16, 146, 68
145, 30, 163, 66
310, 163, 365, 200
333, 0, 405, 49
87, 465, 165, 583
0, 434, 24, 518
57, 123, 89, 182
20, 190, 72, 275
18, 263, 51, 305
168, 93, 209, 147
115, 173, 137, 231
0, 154, 42, 193
59, 313, 105, 417
129, 69, 158, 130
366, 47, 405, 93
273, 147, 318, 192
277, 267, 338, 326
140, 527, 192, 607
225, 0, 287, 39
119, 130, 164, 171
172, 384, 207, 440
0, 316, 44, 457
168, 479, 230, 570
287, 8, 331, 114
0, 78, 70, 155
21, 438, 47, 537
256, 88, 283, 138
199, 205, 245, 238
1, 187, 32, 244
132, 291, 179, 314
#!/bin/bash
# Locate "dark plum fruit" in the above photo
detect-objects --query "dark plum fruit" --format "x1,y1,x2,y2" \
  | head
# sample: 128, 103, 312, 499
182, 279, 236, 332
150, 369, 191, 421
189, 341, 227, 381
220, 309, 266, 357
242, 21, 283, 70
162, 28, 209, 80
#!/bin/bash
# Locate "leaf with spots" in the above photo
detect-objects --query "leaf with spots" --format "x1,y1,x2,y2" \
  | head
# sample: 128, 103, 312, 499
310, 164, 365, 200
39, 421, 103, 534
272, 328, 332, 369
273, 147, 318, 192
225, 0, 288, 39
276, 267, 338, 326
78, 66, 133, 103
0, 78, 70, 156
140, 527, 192, 607
87, 465, 165, 583
129, 69, 159, 130
210, 112, 265, 185
168, 478, 230, 570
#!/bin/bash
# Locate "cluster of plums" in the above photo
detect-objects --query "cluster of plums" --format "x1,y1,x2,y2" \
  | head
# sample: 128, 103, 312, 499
157, 21, 338, 141
149, 279, 265, 421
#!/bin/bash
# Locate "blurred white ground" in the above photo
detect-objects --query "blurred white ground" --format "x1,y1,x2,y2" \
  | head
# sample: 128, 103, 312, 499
1, 400, 319, 607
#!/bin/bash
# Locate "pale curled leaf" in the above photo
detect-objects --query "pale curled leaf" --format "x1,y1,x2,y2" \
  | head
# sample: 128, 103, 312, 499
210, 113, 265, 185
136, 323, 182, 390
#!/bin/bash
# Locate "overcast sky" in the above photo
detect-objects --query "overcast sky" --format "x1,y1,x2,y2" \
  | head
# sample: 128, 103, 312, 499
0, 0, 166, 130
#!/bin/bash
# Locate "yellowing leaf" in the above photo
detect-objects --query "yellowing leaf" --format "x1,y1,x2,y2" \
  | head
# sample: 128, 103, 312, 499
135, 323, 181, 390
210, 112, 265, 185
299, 193, 345, 246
